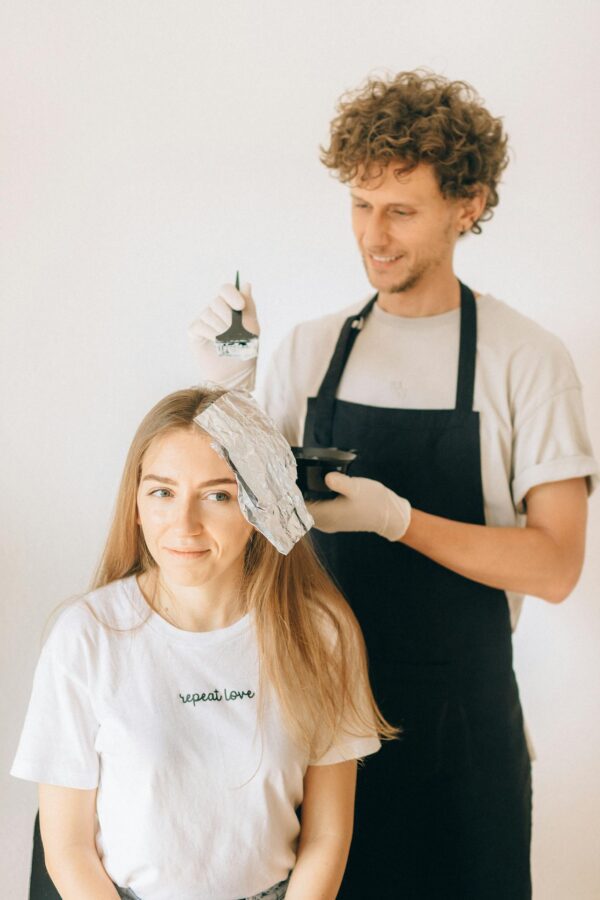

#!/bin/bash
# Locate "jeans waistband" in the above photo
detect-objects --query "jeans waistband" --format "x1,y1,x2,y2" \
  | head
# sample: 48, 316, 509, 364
116, 874, 289, 900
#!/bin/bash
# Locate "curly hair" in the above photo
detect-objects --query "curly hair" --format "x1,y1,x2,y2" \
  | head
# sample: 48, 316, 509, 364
321, 70, 509, 234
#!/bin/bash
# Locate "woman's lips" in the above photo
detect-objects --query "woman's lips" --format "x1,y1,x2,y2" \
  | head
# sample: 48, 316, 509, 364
165, 548, 210, 559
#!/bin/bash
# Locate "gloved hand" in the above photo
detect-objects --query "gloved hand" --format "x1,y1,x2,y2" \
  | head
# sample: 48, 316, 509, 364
308, 472, 411, 542
188, 282, 260, 390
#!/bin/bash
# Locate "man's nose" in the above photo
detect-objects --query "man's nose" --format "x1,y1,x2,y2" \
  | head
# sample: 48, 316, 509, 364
364, 211, 389, 248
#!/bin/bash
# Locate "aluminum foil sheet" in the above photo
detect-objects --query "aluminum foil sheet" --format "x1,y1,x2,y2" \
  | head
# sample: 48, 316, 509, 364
194, 389, 313, 554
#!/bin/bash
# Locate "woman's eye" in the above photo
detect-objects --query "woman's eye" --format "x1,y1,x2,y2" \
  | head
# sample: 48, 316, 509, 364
206, 491, 231, 502
149, 488, 173, 498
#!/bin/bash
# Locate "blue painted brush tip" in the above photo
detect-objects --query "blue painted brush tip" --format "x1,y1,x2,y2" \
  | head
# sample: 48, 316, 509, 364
235, 270, 240, 290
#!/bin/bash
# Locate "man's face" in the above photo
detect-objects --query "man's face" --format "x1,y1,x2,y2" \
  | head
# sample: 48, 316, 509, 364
351, 161, 464, 295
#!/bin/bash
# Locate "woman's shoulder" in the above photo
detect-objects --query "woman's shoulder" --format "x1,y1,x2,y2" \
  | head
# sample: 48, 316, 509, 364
45, 576, 146, 650
308, 591, 363, 655
81, 575, 145, 621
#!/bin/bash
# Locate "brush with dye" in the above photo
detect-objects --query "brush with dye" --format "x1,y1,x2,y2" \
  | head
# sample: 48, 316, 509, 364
214, 271, 259, 359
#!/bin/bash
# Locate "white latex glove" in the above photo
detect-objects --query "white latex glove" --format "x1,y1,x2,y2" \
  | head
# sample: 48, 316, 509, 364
308, 472, 411, 542
188, 282, 260, 390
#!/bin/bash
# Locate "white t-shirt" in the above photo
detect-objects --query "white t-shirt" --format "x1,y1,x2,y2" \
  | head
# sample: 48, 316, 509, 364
261, 293, 598, 630
11, 576, 379, 900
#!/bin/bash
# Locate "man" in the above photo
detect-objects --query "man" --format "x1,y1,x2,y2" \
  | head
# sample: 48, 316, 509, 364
189, 71, 597, 899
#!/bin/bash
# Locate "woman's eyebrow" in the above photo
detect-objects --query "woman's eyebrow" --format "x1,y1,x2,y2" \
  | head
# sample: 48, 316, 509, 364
141, 474, 237, 487
198, 477, 238, 487
142, 474, 178, 485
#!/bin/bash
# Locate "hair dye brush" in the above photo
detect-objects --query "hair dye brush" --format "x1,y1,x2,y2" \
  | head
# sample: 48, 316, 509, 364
214, 271, 259, 359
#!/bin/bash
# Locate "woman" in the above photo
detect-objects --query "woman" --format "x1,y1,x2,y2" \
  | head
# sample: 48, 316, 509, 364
12, 386, 395, 900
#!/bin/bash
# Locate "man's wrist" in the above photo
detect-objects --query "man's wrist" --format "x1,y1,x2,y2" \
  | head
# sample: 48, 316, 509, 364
382, 493, 412, 542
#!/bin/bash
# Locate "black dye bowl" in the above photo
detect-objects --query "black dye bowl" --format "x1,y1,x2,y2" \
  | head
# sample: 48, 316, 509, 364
291, 447, 357, 500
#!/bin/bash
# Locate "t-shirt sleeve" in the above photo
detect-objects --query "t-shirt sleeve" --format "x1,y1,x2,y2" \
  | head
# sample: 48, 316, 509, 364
259, 304, 365, 447
509, 334, 598, 511
308, 619, 381, 767
512, 386, 598, 511
259, 328, 306, 446
310, 729, 381, 767
10, 607, 100, 789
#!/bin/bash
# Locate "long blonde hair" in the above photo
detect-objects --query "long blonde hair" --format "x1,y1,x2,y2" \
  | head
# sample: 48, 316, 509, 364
94, 387, 397, 755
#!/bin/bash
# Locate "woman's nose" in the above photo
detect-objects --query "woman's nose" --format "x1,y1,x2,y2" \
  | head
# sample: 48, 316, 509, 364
173, 498, 204, 534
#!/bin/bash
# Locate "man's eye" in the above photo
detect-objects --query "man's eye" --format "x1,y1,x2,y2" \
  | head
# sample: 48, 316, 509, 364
391, 210, 411, 217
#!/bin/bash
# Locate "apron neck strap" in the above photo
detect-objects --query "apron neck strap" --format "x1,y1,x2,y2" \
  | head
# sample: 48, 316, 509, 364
455, 281, 477, 413
313, 295, 377, 446
312, 283, 477, 446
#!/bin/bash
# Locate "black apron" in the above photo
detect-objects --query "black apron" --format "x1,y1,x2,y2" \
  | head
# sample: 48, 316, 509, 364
303, 283, 532, 900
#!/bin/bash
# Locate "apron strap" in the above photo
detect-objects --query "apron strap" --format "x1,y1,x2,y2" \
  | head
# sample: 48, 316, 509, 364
313, 283, 477, 445
455, 282, 477, 413
313, 295, 378, 447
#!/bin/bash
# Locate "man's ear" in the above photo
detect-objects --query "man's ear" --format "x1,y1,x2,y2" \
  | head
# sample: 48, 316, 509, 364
457, 185, 489, 234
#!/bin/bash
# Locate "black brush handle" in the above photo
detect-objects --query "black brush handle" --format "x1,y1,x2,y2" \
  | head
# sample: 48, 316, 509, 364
215, 269, 258, 343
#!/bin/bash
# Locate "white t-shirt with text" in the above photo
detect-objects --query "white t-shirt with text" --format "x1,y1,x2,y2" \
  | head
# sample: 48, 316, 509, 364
11, 576, 379, 900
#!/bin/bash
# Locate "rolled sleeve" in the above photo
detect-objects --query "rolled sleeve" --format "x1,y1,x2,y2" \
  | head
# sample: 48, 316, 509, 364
511, 387, 598, 512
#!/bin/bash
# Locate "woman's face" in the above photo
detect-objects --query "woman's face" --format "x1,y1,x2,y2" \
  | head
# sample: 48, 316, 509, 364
137, 427, 254, 589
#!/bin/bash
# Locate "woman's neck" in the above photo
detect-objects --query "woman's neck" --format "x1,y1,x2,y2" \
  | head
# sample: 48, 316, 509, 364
138, 567, 246, 632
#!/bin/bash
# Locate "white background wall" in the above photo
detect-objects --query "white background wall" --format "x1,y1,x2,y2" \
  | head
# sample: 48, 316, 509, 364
1, 1, 599, 896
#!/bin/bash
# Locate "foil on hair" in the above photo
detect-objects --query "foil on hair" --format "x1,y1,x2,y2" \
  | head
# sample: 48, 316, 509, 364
194, 389, 313, 554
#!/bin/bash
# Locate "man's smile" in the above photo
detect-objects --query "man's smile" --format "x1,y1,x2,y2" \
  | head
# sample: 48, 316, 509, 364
367, 252, 404, 267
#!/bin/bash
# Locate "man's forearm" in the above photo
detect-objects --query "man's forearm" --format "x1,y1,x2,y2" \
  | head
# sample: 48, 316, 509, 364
401, 509, 581, 603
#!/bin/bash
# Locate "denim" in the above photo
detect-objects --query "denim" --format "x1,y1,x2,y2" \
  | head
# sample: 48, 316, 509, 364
245, 875, 289, 899
115, 875, 289, 900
